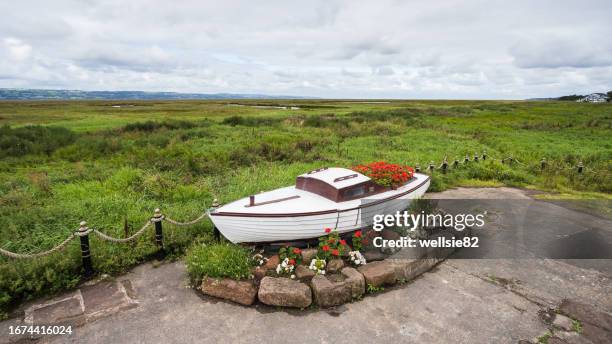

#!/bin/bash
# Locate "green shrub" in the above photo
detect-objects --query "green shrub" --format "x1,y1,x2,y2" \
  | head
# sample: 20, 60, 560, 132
0, 125, 76, 158
122, 120, 196, 132
186, 243, 252, 283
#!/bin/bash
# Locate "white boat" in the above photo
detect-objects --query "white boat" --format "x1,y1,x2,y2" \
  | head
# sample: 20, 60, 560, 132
209, 167, 431, 243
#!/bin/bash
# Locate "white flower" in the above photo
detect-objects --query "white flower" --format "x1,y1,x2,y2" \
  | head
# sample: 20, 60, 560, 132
321, 270, 325, 275
290, 274, 296, 279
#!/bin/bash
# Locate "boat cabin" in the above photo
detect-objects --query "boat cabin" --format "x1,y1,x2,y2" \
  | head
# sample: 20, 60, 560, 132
295, 167, 388, 202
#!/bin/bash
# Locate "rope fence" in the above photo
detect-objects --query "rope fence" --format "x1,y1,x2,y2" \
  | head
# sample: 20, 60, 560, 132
0, 207, 210, 277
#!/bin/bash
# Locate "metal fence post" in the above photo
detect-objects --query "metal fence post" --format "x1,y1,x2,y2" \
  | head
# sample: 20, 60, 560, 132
441, 159, 448, 173
78, 221, 94, 278
577, 161, 584, 174
153, 208, 165, 257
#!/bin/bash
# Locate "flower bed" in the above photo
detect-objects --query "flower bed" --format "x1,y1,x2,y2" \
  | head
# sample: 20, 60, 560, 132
193, 226, 462, 309
352, 161, 414, 187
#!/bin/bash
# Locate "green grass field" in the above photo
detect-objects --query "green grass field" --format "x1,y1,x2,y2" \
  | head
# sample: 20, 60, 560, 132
0, 99, 610, 316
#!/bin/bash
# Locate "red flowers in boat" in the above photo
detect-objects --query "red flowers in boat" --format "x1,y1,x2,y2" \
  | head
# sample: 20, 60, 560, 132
354, 230, 362, 238
352, 161, 414, 187
325, 228, 332, 233
292, 248, 301, 255
339, 239, 347, 246
322, 245, 330, 252
332, 249, 339, 256
288, 259, 296, 266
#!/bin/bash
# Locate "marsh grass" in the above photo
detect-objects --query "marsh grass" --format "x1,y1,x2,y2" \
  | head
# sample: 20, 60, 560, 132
0, 99, 610, 315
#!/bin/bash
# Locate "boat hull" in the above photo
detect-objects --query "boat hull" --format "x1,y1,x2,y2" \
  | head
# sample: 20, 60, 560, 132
209, 176, 430, 243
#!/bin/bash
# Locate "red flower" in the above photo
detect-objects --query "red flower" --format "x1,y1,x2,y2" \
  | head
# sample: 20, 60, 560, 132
288, 259, 296, 266
339, 239, 347, 246
325, 228, 332, 233
332, 249, 339, 256
354, 230, 362, 238
322, 245, 330, 252
292, 248, 301, 255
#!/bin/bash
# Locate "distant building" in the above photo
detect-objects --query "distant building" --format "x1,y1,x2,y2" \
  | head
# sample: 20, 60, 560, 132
576, 93, 609, 103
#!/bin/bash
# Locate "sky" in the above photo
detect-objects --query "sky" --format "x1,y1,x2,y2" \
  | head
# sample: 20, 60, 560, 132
1, 0, 611, 99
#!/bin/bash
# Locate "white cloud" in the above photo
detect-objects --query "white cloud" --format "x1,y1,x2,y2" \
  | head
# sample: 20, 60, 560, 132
3, 38, 32, 61
0, 0, 611, 98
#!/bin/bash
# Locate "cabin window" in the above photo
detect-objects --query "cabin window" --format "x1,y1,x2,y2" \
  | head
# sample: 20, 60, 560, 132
344, 185, 365, 198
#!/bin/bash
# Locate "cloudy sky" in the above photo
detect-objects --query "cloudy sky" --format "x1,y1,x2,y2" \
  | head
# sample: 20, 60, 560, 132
1, 0, 611, 99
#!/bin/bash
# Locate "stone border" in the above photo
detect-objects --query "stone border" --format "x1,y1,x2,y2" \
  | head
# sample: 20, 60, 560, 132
199, 230, 461, 309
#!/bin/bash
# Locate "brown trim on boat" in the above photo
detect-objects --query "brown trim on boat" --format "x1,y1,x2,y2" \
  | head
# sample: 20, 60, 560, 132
244, 195, 301, 207
211, 176, 430, 218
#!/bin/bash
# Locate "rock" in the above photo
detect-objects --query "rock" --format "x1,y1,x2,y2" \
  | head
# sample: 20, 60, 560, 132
258, 277, 311, 308
311, 267, 365, 307
559, 299, 612, 331
263, 255, 280, 270
389, 258, 439, 282
300, 248, 318, 265
363, 250, 386, 262
327, 259, 345, 273
553, 314, 574, 331
252, 267, 267, 282
357, 261, 396, 287
381, 229, 401, 240
201, 277, 258, 306
311, 274, 351, 308
295, 265, 315, 282
341, 267, 365, 299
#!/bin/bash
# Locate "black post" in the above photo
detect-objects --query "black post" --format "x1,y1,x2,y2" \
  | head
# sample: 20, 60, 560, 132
415, 164, 421, 173
482, 151, 487, 161
441, 160, 448, 173
577, 162, 583, 174
79, 221, 94, 278
153, 208, 165, 258
540, 158, 547, 171
474, 153, 479, 162
464, 154, 469, 163
428, 161, 435, 173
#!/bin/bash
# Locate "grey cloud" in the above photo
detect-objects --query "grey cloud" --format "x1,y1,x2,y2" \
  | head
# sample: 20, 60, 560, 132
510, 38, 612, 69
0, 0, 611, 99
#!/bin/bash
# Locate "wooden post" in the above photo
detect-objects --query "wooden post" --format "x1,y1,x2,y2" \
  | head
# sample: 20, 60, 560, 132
79, 221, 94, 278
249, 195, 255, 206
428, 161, 435, 173
153, 208, 164, 252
